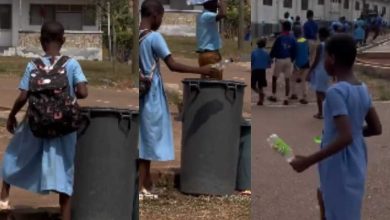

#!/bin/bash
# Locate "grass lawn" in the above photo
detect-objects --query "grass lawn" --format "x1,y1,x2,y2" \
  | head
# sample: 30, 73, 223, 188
164, 36, 252, 60
0, 56, 136, 88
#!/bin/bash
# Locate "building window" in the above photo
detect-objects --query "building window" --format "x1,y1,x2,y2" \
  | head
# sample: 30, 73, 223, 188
283, 0, 292, 8
0, 4, 11, 30
355, 1, 360, 11
382, 7, 387, 15
30, 4, 96, 29
331, 0, 341, 3
344, 0, 349, 9
160, 0, 170, 4
301, 0, 309, 10
318, 0, 324, 5
374, 5, 378, 13
263, 0, 273, 6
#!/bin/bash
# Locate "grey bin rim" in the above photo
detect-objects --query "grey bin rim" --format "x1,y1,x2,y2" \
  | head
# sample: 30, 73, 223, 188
80, 107, 139, 115
182, 78, 247, 87
241, 118, 251, 127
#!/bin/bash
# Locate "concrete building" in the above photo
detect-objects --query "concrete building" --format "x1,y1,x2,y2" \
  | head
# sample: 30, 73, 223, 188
252, 0, 390, 36
140, 0, 203, 36
0, 0, 103, 60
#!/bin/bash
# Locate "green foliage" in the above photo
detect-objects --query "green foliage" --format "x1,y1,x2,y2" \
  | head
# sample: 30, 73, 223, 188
223, 0, 251, 38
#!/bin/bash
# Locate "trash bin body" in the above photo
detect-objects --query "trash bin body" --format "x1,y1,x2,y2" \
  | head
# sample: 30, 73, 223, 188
236, 119, 251, 191
72, 107, 139, 220
180, 79, 246, 196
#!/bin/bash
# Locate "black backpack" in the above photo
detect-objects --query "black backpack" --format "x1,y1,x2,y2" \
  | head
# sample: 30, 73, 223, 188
27, 56, 81, 138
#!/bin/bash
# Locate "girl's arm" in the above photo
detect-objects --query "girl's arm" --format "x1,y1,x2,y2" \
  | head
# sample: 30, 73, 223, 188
291, 115, 353, 172
164, 55, 214, 76
308, 44, 322, 73
7, 90, 28, 133
363, 107, 382, 137
75, 83, 88, 99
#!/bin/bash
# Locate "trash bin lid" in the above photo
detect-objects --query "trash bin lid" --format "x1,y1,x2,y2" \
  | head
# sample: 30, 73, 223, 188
182, 79, 246, 88
241, 118, 251, 127
80, 107, 138, 117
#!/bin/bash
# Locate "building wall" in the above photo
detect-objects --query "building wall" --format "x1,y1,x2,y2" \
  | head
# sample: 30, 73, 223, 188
252, 0, 390, 36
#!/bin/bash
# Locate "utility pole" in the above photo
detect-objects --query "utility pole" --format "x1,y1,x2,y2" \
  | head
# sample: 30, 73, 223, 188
107, 1, 112, 61
238, 0, 244, 51
131, 0, 139, 75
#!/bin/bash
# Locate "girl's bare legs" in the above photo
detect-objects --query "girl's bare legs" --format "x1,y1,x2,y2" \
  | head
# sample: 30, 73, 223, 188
59, 193, 71, 220
258, 87, 264, 105
139, 159, 152, 191
317, 189, 326, 220
314, 91, 325, 119
0, 181, 10, 201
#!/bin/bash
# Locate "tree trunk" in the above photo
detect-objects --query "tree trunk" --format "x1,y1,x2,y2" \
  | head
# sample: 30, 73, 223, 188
131, 0, 139, 76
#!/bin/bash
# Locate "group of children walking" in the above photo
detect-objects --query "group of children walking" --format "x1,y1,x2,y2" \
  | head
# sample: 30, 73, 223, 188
251, 10, 331, 119
253, 10, 383, 220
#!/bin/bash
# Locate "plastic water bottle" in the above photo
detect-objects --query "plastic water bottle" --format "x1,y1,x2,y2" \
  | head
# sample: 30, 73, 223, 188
267, 134, 295, 163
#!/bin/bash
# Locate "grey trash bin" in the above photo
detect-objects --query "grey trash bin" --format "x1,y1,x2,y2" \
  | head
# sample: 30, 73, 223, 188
180, 79, 246, 196
72, 107, 139, 220
236, 118, 251, 191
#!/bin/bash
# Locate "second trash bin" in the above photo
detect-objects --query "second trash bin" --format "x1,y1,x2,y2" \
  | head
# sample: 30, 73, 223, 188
180, 79, 246, 196
236, 118, 251, 191
72, 107, 139, 220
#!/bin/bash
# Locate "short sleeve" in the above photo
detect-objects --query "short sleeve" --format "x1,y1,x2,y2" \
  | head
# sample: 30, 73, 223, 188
201, 11, 217, 23
18, 63, 34, 91
326, 87, 348, 117
69, 59, 87, 86
151, 33, 171, 60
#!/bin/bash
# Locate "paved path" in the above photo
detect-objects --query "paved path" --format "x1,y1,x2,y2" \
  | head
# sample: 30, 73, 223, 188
252, 102, 390, 220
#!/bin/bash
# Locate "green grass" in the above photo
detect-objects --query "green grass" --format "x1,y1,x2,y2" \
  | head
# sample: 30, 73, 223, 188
165, 36, 252, 60
0, 56, 136, 88
356, 68, 390, 101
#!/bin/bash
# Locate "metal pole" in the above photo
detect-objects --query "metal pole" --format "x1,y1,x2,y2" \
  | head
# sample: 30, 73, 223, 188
131, 0, 139, 75
107, 1, 112, 61
238, 0, 244, 51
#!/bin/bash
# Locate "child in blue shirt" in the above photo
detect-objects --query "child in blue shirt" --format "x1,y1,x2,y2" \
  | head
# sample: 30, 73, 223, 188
269, 21, 297, 105
354, 19, 365, 47
251, 38, 271, 105
139, 0, 216, 200
290, 28, 309, 104
196, 0, 226, 79
291, 34, 382, 220
0, 21, 88, 220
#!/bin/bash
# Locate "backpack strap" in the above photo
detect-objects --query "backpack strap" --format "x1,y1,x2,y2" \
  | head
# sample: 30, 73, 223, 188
139, 30, 158, 79
31, 58, 45, 70
51, 56, 70, 72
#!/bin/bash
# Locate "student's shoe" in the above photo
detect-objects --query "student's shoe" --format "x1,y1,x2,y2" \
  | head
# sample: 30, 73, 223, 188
257, 101, 263, 106
313, 114, 323, 119
140, 189, 158, 200
239, 190, 252, 196
283, 100, 289, 105
299, 99, 308, 105
268, 96, 277, 102
290, 94, 298, 100
0, 200, 11, 210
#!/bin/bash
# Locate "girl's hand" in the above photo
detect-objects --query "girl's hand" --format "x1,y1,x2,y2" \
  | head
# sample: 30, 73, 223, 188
290, 155, 312, 173
6, 115, 17, 134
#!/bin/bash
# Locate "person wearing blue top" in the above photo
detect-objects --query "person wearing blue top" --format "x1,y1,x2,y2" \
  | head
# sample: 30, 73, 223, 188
196, 0, 226, 79
291, 34, 382, 220
139, 0, 216, 200
290, 28, 310, 105
303, 10, 318, 66
269, 21, 297, 105
251, 38, 271, 105
0, 21, 88, 220
308, 27, 331, 119
372, 14, 383, 41
354, 17, 366, 47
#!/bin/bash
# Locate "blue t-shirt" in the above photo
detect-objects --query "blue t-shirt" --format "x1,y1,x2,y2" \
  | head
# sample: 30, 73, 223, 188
354, 27, 365, 40
251, 48, 271, 70
270, 33, 297, 61
19, 56, 87, 97
303, 20, 318, 40
196, 10, 221, 51
294, 37, 309, 68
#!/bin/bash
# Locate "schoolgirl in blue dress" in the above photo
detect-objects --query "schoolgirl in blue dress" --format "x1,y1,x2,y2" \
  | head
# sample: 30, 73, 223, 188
291, 34, 382, 220
139, 0, 216, 199
0, 21, 88, 220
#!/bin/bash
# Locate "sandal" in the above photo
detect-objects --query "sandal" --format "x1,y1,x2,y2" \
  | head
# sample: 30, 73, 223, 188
0, 200, 11, 210
267, 96, 277, 103
313, 114, 323, 119
140, 189, 158, 200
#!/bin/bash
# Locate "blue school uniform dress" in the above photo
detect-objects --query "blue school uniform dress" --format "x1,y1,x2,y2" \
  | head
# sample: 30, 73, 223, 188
310, 42, 330, 92
196, 10, 221, 51
1, 56, 87, 196
139, 31, 174, 161
319, 82, 372, 220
